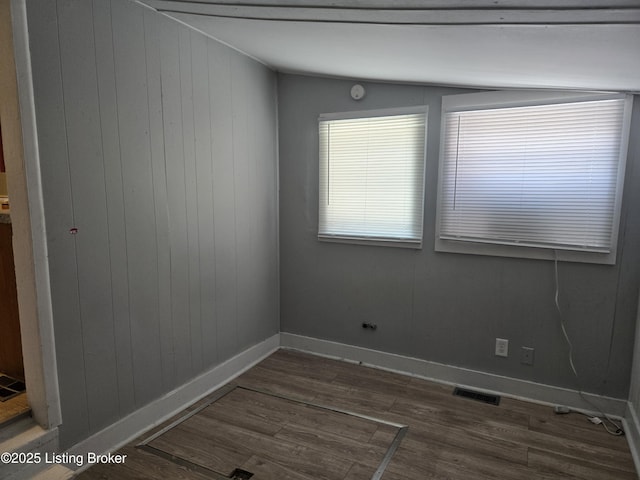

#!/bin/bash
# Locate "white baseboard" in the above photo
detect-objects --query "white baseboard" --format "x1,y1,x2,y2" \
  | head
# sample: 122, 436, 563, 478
3, 420, 59, 480
280, 332, 628, 417
66, 334, 280, 467
33, 331, 634, 480
625, 402, 640, 479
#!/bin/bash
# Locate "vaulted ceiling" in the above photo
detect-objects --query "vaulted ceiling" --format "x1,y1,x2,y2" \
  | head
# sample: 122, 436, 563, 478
138, 1, 640, 92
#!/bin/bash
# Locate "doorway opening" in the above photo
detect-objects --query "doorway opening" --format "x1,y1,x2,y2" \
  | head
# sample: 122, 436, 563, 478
0, 0, 61, 441
0, 203, 29, 427
0, 20, 28, 431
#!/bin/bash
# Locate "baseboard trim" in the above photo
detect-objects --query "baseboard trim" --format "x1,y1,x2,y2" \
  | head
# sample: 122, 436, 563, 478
66, 334, 280, 465
280, 332, 628, 417
3, 421, 59, 480
624, 402, 640, 479
51, 331, 633, 479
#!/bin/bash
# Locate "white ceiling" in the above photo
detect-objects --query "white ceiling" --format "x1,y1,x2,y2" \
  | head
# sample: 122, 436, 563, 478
138, 1, 640, 92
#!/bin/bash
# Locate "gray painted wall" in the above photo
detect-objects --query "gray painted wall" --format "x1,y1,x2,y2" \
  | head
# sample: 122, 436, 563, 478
23, 0, 640, 449
278, 73, 640, 399
26, 0, 278, 448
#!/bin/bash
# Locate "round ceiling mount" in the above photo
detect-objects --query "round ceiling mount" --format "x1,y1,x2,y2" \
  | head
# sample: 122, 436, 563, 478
350, 84, 366, 100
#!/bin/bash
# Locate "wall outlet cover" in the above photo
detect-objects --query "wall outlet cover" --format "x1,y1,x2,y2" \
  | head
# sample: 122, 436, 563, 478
495, 338, 509, 357
521, 346, 535, 365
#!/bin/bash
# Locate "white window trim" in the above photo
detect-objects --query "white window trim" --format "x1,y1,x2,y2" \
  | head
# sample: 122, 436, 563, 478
319, 105, 428, 122
318, 105, 428, 249
435, 90, 633, 265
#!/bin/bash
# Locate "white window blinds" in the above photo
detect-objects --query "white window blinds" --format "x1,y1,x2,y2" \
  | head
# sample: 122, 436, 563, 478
437, 93, 630, 259
319, 107, 427, 246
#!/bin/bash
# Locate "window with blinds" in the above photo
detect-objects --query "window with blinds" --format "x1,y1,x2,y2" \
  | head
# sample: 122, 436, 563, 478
318, 107, 427, 247
436, 91, 632, 264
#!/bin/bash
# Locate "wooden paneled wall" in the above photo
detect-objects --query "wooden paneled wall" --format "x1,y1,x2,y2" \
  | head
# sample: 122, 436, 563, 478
278, 74, 640, 400
26, 0, 278, 448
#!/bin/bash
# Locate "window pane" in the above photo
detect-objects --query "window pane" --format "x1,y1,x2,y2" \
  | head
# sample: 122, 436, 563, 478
319, 109, 426, 245
438, 95, 628, 257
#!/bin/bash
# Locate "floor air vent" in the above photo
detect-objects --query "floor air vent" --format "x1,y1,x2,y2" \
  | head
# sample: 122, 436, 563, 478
229, 469, 253, 479
0, 374, 26, 402
453, 387, 500, 406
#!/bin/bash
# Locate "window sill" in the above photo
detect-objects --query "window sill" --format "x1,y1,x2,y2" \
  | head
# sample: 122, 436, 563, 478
435, 237, 616, 265
318, 235, 422, 250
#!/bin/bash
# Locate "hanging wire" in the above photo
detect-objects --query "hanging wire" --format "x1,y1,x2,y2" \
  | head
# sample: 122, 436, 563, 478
553, 250, 624, 436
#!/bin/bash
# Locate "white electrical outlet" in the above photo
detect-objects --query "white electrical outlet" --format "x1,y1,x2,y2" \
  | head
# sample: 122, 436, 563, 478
495, 338, 509, 357
521, 346, 535, 365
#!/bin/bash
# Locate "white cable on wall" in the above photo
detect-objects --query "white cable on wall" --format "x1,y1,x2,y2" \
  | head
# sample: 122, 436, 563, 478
553, 250, 624, 436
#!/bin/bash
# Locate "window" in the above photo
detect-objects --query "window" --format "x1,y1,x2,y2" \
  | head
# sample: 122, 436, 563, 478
436, 91, 632, 264
318, 107, 427, 247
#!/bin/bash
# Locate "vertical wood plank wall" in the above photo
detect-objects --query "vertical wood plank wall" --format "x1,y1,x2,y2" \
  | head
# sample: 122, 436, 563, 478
25, 0, 278, 448
278, 74, 640, 400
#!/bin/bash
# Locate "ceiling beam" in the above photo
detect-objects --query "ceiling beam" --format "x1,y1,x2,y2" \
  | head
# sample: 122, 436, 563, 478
144, 0, 640, 8
142, 1, 640, 25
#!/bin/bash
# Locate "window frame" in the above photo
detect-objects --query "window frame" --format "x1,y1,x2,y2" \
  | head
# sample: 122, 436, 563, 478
318, 105, 428, 249
434, 90, 633, 265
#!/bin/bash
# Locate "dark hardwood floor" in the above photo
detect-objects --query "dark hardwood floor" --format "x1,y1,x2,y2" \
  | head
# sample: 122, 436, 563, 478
75, 349, 637, 480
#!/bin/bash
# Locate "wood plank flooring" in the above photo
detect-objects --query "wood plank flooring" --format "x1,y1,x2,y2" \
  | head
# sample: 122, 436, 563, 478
75, 349, 637, 480
141, 386, 399, 480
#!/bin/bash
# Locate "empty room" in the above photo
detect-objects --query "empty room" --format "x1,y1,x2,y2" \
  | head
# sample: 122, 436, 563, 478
1, 0, 640, 479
